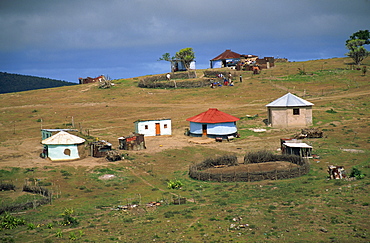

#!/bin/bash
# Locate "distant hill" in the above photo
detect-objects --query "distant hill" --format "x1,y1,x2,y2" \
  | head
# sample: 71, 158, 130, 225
0, 72, 77, 94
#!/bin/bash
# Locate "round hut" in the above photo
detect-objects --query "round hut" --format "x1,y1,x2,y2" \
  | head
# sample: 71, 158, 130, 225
41, 131, 86, 161
186, 108, 240, 140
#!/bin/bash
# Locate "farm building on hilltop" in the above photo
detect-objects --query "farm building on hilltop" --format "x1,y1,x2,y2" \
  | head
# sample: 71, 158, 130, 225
210, 49, 257, 68
266, 93, 314, 128
186, 108, 240, 139
41, 131, 86, 161
79, 75, 106, 84
134, 119, 172, 137
210, 49, 274, 70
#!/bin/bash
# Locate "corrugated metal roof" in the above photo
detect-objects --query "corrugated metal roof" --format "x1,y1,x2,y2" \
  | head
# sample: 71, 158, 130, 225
42, 131, 85, 145
283, 142, 312, 148
211, 49, 241, 61
266, 93, 314, 107
186, 108, 240, 123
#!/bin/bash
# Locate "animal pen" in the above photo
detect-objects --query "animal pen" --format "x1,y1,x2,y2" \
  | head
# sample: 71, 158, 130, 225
188, 153, 310, 182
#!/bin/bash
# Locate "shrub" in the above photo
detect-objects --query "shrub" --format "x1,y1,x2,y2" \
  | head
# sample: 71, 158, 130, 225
350, 167, 365, 179
192, 154, 238, 170
60, 208, 79, 227
167, 180, 183, 189
326, 108, 337, 114
0, 212, 26, 229
244, 150, 303, 165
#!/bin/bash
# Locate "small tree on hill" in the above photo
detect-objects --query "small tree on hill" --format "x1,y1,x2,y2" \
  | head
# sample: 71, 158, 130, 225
175, 47, 195, 71
158, 48, 195, 72
345, 30, 370, 65
158, 53, 176, 72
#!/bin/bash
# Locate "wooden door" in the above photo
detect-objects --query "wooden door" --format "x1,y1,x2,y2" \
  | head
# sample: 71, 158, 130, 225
155, 123, 160, 136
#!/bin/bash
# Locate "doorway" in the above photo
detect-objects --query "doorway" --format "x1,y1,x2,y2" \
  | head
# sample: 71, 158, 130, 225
202, 124, 207, 136
155, 123, 161, 136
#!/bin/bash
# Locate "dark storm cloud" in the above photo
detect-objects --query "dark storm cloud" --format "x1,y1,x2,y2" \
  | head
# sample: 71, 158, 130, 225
0, 0, 369, 82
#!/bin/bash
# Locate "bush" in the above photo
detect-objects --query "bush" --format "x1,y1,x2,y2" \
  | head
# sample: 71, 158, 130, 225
167, 180, 183, 189
244, 151, 303, 165
0, 212, 26, 229
350, 167, 365, 179
192, 154, 238, 171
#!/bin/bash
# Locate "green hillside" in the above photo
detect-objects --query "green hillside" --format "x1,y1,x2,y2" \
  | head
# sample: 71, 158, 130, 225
0, 72, 76, 94
0, 57, 369, 242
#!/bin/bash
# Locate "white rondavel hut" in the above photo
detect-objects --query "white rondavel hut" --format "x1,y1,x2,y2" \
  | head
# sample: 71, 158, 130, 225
41, 131, 86, 161
186, 108, 240, 139
266, 93, 314, 128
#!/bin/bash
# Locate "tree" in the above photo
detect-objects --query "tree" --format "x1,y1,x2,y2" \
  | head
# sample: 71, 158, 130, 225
345, 30, 370, 65
346, 39, 370, 65
346, 30, 370, 45
175, 47, 195, 71
158, 52, 176, 72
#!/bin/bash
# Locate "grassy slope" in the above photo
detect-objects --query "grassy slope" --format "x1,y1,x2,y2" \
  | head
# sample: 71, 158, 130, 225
0, 57, 369, 242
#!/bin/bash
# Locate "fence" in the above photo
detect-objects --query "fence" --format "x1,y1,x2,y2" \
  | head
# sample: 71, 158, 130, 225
0, 183, 53, 214
138, 78, 208, 88
189, 152, 310, 182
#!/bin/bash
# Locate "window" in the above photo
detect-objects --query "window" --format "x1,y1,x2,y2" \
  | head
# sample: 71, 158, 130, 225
64, 148, 71, 156
145, 125, 148, 129
293, 108, 300, 115
164, 124, 168, 129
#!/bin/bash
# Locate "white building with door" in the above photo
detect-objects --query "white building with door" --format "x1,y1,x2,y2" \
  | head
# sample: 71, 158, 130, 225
134, 119, 172, 137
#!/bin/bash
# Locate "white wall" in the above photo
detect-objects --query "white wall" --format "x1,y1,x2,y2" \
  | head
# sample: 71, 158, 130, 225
189, 122, 237, 135
135, 119, 172, 136
47, 144, 80, 161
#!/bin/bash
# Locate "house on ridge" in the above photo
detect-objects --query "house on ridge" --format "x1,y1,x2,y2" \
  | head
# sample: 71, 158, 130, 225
186, 108, 240, 140
210, 49, 259, 68
266, 93, 314, 128
210, 49, 274, 70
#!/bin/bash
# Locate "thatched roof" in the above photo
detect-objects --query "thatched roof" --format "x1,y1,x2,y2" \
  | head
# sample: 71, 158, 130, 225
42, 131, 85, 145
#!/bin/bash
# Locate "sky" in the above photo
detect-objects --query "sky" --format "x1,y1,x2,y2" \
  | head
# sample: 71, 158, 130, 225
1, 0, 369, 83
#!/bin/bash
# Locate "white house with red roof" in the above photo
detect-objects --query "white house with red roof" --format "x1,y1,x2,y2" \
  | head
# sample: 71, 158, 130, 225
186, 108, 240, 139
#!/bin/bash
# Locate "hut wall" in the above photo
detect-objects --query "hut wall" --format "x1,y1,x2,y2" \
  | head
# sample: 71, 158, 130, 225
268, 106, 312, 128
189, 122, 238, 137
47, 144, 80, 161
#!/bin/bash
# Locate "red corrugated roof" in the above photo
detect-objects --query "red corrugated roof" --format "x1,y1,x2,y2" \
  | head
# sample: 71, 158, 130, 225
211, 49, 241, 61
186, 108, 240, 123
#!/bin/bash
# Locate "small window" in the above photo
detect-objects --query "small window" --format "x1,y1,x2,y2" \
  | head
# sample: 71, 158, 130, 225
164, 124, 168, 129
293, 108, 300, 115
64, 149, 71, 156
145, 125, 148, 129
